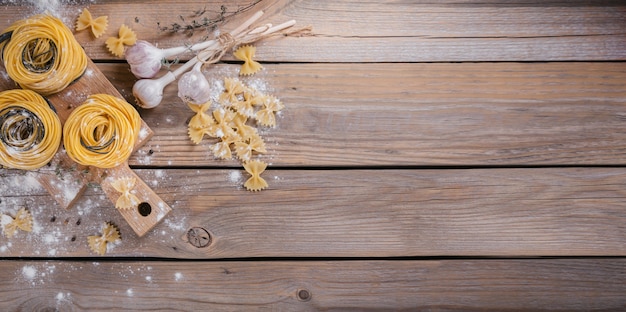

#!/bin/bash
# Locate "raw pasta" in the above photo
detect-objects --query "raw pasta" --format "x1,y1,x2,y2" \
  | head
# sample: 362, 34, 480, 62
105, 24, 137, 57
0, 89, 62, 170
256, 96, 284, 128
75, 8, 108, 38
209, 108, 238, 140
231, 92, 258, 118
110, 177, 140, 210
219, 78, 245, 104
63, 94, 141, 168
234, 133, 266, 162
243, 160, 268, 191
233, 45, 263, 76
188, 102, 214, 129
1, 208, 33, 238
233, 114, 258, 142
87, 222, 121, 255
210, 138, 236, 160
186, 77, 283, 191
188, 126, 210, 145
1, 14, 88, 95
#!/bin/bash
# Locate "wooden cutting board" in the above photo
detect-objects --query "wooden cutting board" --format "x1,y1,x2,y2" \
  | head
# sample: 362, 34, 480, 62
0, 58, 171, 237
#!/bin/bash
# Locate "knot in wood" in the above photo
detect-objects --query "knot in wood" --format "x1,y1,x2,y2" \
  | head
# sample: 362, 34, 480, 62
297, 289, 311, 302
187, 227, 211, 248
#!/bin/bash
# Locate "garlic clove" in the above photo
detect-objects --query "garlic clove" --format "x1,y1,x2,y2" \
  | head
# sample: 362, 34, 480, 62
133, 72, 176, 109
178, 66, 212, 105
125, 40, 165, 79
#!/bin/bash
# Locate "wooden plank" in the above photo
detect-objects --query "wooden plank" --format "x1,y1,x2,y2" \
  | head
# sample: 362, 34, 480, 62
92, 62, 626, 167
1, 168, 625, 258
0, 259, 624, 310
0, 1, 624, 62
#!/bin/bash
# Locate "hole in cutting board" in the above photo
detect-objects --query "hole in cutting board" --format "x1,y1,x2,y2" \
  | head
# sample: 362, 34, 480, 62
138, 202, 152, 217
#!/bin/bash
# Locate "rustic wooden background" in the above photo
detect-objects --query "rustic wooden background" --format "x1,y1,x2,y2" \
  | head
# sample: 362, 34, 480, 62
0, 0, 625, 310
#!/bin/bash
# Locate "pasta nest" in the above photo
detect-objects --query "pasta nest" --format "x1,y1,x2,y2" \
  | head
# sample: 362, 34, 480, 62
63, 94, 140, 169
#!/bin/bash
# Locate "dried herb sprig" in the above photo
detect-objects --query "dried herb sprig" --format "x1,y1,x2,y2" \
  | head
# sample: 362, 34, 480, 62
157, 1, 261, 36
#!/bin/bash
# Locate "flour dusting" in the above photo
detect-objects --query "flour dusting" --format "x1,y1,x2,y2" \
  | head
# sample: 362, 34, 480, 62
22, 265, 37, 280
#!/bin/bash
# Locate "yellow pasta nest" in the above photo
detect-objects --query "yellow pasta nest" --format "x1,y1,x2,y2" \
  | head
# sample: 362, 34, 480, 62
233, 45, 263, 76
63, 94, 141, 169
110, 177, 140, 210
88, 222, 121, 255
75, 8, 108, 38
0, 89, 62, 170
106, 24, 137, 57
1, 208, 33, 238
0, 14, 88, 95
185, 77, 284, 191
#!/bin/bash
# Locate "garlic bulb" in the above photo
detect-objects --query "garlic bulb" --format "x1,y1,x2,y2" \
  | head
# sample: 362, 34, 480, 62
125, 40, 165, 78
133, 72, 176, 109
177, 63, 211, 105
126, 40, 218, 79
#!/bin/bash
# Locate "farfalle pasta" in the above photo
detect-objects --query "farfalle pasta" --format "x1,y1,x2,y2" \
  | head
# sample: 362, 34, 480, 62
219, 78, 245, 104
234, 133, 267, 162
188, 126, 210, 145
256, 96, 285, 128
88, 222, 121, 255
1, 208, 33, 238
231, 91, 260, 118
106, 24, 137, 57
186, 77, 284, 191
243, 160, 268, 191
75, 8, 108, 38
233, 114, 258, 142
110, 177, 140, 210
233, 45, 263, 76
210, 136, 237, 160
209, 108, 238, 139
188, 102, 215, 129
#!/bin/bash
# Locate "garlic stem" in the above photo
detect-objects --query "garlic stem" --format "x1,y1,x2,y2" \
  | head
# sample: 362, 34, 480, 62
173, 10, 266, 79
134, 10, 302, 109
160, 40, 217, 58
262, 20, 296, 35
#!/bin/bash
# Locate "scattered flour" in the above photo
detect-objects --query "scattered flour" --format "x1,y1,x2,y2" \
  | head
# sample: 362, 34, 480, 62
228, 170, 242, 184
126, 288, 134, 297
174, 272, 183, 281
55, 292, 71, 304
22, 266, 37, 280
164, 216, 187, 232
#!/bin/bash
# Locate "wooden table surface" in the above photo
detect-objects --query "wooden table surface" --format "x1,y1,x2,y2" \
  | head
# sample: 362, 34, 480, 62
1, 0, 625, 310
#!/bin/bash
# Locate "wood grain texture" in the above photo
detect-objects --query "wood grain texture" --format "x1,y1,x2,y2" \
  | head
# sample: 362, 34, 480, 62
1, 168, 625, 258
0, 0, 624, 62
0, 259, 624, 311
93, 62, 626, 167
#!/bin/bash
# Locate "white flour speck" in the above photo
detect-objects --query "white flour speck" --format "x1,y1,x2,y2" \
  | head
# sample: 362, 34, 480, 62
174, 272, 183, 281
126, 288, 134, 296
22, 266, 37, 280
229, 170, 242, 184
